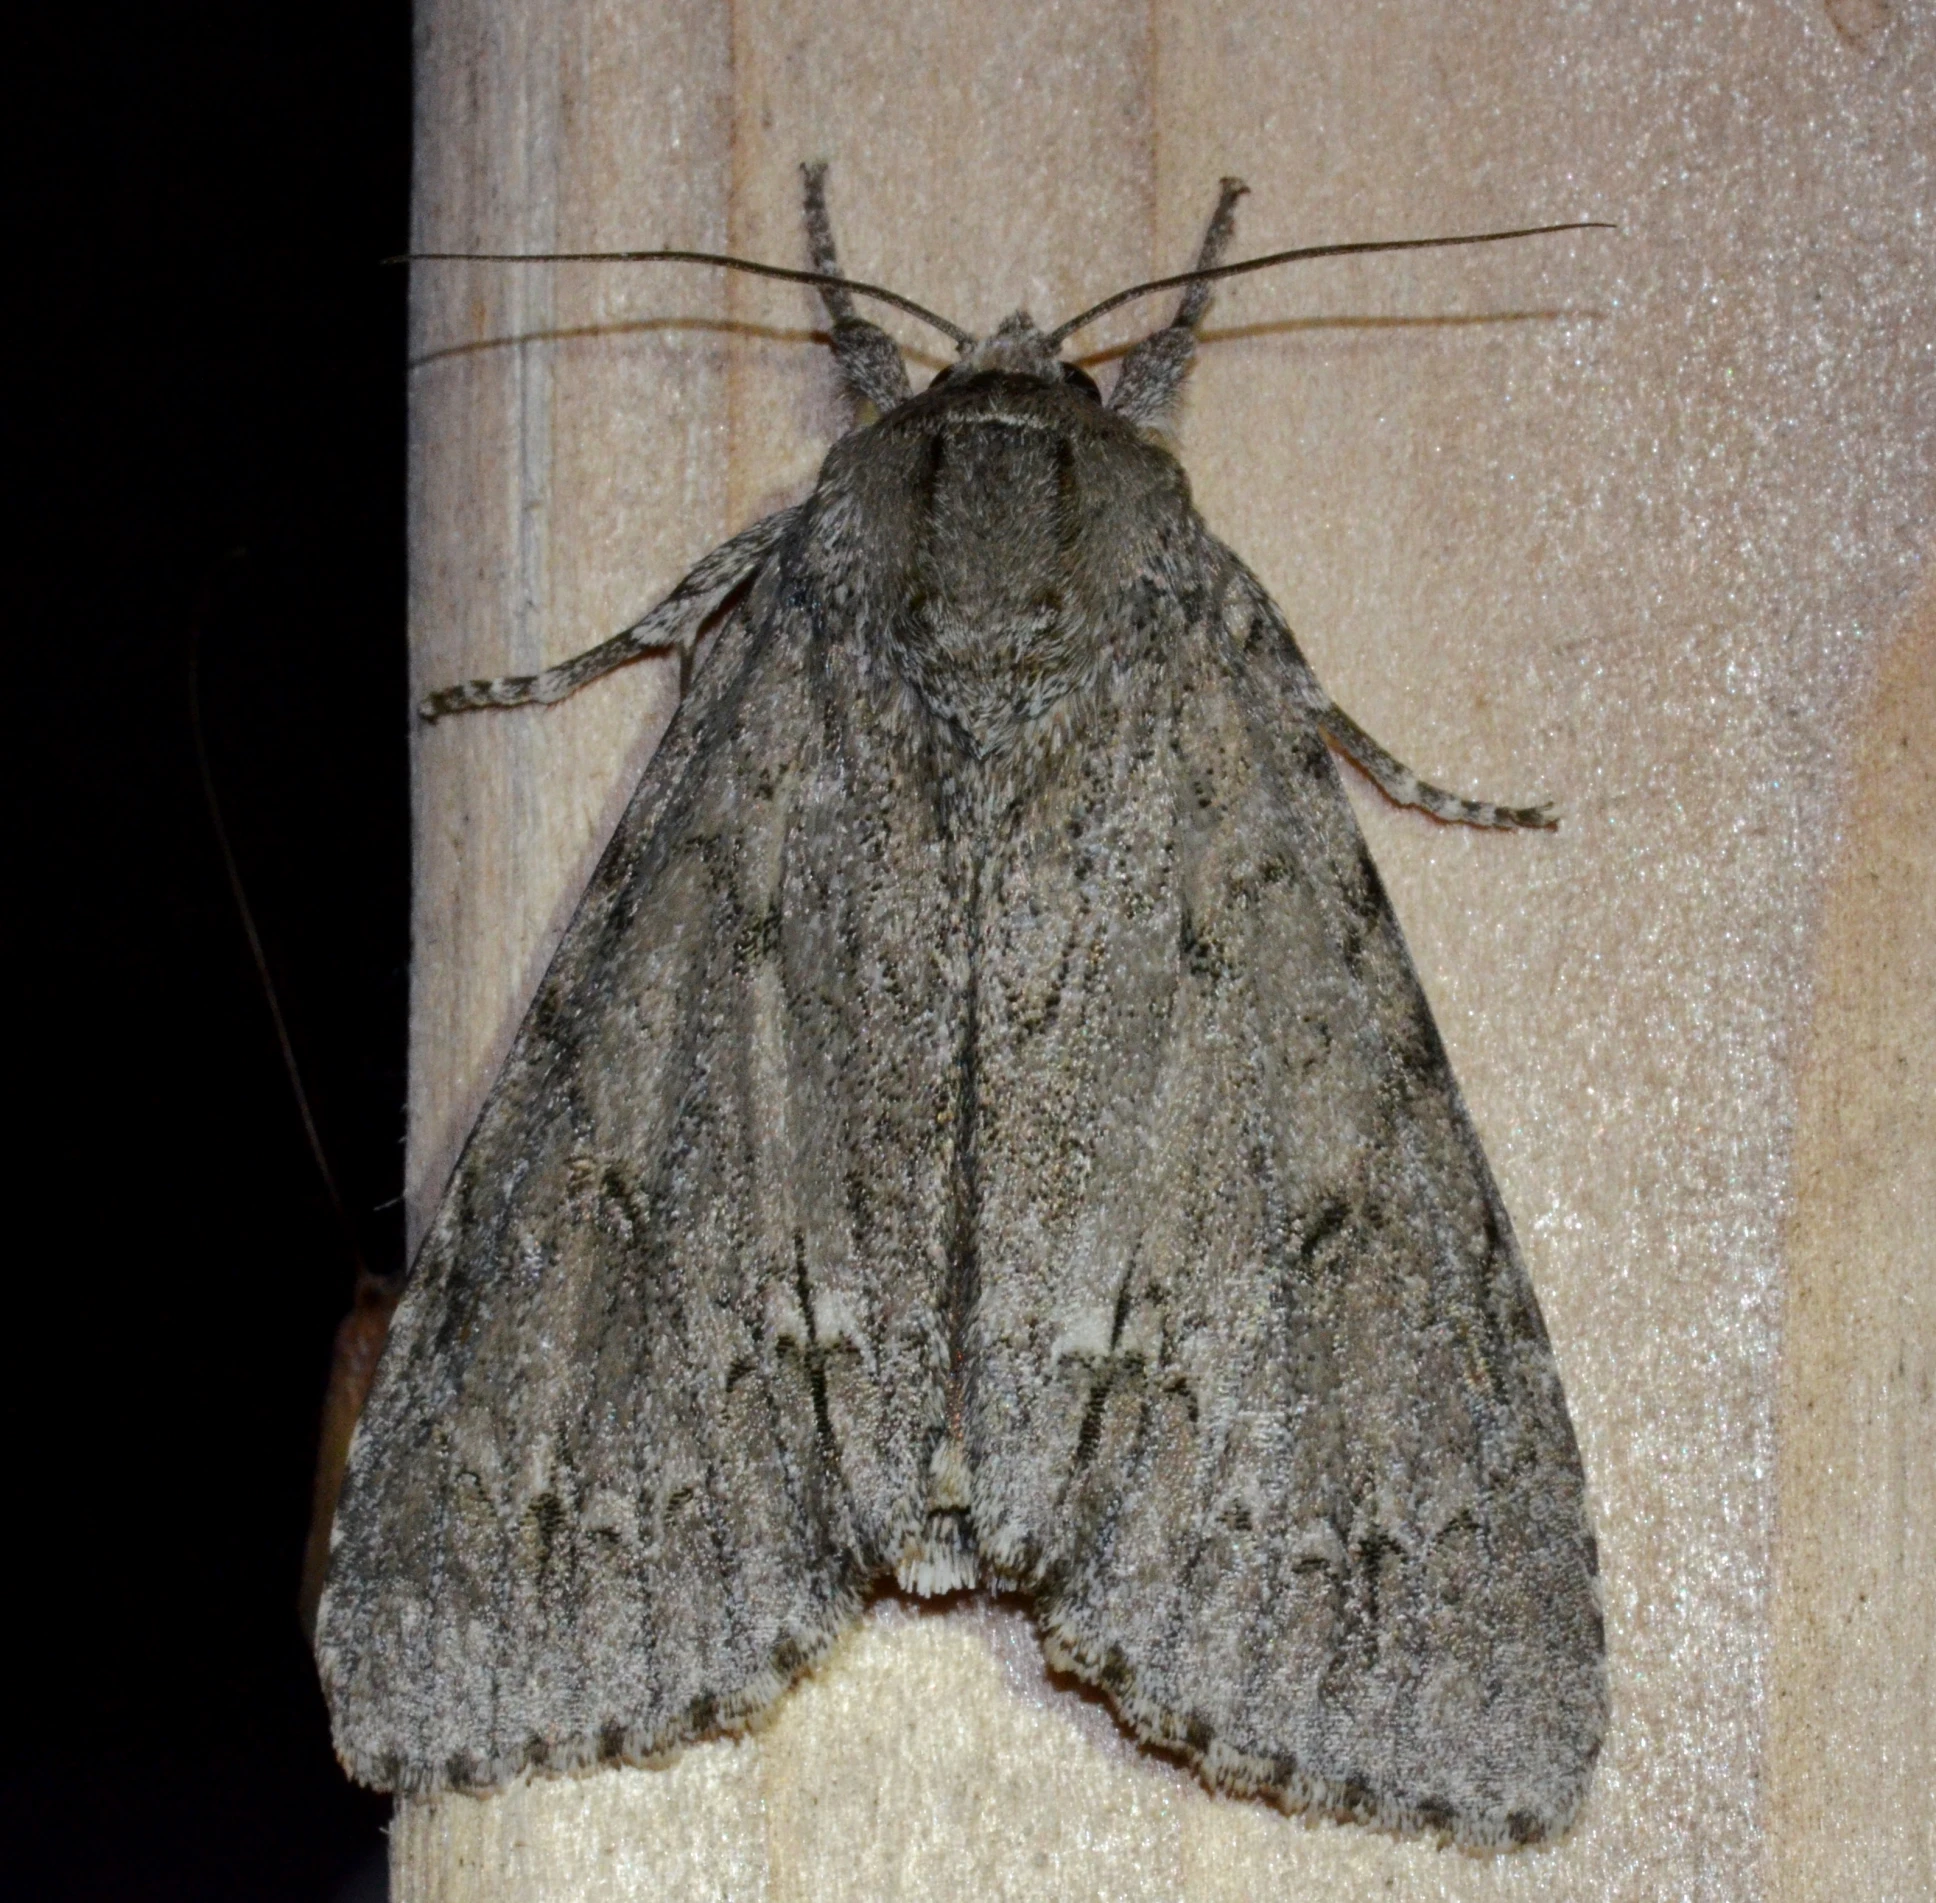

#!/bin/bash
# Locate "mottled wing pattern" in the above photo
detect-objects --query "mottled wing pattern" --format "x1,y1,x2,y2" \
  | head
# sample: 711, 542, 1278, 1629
966, 547, 1605, 1844
317, 522, 964, 1793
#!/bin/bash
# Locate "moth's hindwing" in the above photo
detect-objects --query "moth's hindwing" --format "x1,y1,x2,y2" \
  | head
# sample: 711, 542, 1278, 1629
967, 559, 1605, 1847
317, 540, 964, 1793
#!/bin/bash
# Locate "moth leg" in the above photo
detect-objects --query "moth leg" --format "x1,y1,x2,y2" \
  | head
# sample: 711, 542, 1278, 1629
418, 504, 798, 721
1108, 178, 1248, 427
1316, 700, 1557, 829
801, 163, 912, 418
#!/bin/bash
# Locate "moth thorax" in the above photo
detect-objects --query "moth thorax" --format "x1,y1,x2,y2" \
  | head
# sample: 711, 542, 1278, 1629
895, 410, 1107, 755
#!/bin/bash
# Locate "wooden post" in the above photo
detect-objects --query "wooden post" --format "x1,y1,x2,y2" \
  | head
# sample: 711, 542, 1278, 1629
395, 2, 1935, 1895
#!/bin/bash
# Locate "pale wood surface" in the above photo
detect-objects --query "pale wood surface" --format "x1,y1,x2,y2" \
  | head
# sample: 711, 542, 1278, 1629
1769, 589, 1936, 1900
395, 1, 1934, 1895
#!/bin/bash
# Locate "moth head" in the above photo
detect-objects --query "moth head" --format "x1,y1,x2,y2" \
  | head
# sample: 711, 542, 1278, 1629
925, 313, 1102, 402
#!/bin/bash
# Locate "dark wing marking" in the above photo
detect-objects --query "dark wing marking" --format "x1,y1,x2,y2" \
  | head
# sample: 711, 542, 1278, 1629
966, 550, 1604, 1846
318, 520, 964, 1793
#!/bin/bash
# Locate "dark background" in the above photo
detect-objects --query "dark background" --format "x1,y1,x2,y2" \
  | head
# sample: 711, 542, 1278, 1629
14, 5, 412, 1897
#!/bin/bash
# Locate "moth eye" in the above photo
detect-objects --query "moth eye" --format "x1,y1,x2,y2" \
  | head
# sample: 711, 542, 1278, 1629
927, 363, 957, 391
1059, 362, 1102, 402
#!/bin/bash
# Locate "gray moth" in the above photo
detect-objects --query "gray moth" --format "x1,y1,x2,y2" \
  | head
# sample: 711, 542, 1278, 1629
316, 168, 1607, 1848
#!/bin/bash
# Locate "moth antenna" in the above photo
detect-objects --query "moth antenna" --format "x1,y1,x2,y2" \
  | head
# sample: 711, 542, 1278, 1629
189, 552, 404, 1637
800, 161, 914, 415
1049, 216, 1618, 349
390, 229, 974, 351
1106, 177, 1249, 426
189, 550, 370, 1284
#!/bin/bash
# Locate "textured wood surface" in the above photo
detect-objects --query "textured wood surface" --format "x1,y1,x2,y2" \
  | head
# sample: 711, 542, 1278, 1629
395, 1, 1934, 1894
